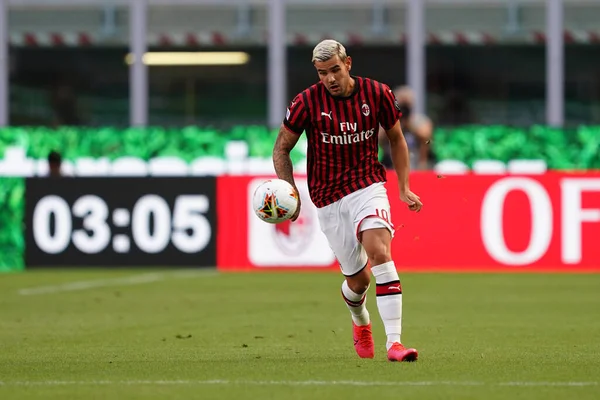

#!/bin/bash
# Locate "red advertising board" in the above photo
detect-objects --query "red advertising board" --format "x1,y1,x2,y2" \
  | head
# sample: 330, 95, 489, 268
217, 172, 600, 272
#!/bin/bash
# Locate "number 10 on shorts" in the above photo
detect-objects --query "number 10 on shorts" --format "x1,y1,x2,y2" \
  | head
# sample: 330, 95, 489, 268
376, 208, 390, 224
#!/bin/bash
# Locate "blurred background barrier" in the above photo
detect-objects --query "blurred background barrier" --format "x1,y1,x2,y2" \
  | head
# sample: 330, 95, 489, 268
432, 125, 600, 170
0, 125, 598, 178
0, 126, 307, 176
0, 177, 24, 271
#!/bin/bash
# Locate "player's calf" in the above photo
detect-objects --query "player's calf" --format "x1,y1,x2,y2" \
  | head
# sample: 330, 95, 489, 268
341, 280, 370, 326
341, 277, 374, 358
371, 261, 403, 349
372, 262, 418, 361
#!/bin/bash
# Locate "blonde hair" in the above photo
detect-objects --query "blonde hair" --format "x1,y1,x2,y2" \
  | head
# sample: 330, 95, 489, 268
312, 39, 348, 63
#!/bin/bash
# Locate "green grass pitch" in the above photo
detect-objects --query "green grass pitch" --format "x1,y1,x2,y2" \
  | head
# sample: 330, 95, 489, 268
0, 269, 599, 399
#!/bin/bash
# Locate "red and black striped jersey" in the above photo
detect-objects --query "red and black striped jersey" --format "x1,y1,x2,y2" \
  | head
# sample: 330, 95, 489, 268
283, 76, 401, 208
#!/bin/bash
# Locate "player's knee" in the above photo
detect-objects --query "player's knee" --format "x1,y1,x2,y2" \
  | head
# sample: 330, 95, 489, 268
366, 241, 391, 266
347, 279, 370, 295
362, 228, 392, 265
346, 268, 371, 294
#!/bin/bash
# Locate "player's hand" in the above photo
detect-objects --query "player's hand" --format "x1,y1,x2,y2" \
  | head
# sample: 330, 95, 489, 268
400, 189, 423, 213
291, 187, 302, 221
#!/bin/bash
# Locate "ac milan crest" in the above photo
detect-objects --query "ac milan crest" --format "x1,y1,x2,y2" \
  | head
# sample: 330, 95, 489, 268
361, 103, 370, 116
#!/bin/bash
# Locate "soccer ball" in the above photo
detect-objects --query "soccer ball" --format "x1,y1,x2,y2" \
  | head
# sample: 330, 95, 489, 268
252, 179, 299, 224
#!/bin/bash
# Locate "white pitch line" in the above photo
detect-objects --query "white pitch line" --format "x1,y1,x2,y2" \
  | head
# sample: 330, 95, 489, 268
499, 382, 599, 387
0, 380, 597, 387
18, 270, 216, 296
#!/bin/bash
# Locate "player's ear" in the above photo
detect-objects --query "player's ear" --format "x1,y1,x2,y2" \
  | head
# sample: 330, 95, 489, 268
346, 56, 352, 71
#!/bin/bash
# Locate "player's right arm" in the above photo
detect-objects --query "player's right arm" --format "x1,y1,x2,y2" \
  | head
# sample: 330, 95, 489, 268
272, 95, 309, 221
273, 125, 301, 189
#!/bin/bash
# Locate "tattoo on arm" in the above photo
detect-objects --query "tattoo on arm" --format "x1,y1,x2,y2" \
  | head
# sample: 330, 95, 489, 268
273, 126, 301, 188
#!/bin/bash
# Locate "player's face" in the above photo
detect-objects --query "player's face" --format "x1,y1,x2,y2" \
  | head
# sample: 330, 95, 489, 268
314, 55, 353, 97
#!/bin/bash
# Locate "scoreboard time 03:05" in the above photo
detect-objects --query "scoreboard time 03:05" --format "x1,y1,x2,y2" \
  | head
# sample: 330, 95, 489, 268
25, 178, 217, 267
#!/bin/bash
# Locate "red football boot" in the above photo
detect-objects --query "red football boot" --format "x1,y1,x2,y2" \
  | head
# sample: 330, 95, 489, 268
352, 322, 375, 359
387, 343, 418, 362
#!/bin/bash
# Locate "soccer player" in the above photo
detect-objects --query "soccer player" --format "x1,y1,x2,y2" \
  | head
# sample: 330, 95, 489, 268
272, 39, 423, 362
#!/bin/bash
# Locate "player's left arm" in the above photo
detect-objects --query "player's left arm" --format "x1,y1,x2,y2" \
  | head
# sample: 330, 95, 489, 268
384, 121, 410, 191
384, 122, 422, 212
410, 114, 434, 169
380, 85, 423, 212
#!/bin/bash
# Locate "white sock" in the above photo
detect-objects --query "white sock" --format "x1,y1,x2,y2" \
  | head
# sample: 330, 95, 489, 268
341, 280, 370, 326
371, 261, 403, 350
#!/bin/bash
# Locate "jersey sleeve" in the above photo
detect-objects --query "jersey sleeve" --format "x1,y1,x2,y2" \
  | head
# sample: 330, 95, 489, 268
283, 95, 310, 135
378, 84, 403, 131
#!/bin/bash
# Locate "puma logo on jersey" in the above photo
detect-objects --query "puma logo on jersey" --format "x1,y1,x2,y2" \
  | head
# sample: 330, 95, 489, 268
321, 111, 333, 120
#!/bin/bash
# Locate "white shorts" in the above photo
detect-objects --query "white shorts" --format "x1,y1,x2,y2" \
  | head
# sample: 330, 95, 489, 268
316, 182, 395, 276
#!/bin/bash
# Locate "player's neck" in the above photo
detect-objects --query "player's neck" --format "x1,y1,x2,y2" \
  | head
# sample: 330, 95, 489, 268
341, 77, 356, 97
